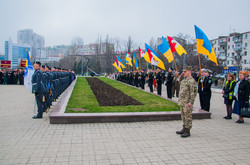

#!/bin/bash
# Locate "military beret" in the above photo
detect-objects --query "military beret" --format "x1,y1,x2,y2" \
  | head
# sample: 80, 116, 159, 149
34, 61, 41, 66
46, 66, 51, 70
183, 66, 192, 71
41, 65, 45, 68
169, 67, 173, 71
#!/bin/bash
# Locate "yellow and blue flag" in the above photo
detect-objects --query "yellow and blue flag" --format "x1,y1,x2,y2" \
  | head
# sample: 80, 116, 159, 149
133, 51, 139, 70
117, 56, 126, 68
24, 49, 34, 93
157, 36, 174, 63
125, 52, 132, 66
194, 25, 218, 65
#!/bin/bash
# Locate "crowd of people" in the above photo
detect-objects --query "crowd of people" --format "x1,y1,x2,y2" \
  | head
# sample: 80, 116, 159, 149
112, 67, 250, 137
0, 69, 25, 85
113, 67, 217, 112
114, 67, 185, 99
222, 71, 250, 123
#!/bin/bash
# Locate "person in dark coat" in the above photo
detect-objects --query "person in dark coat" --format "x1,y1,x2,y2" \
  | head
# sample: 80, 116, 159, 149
32, 61, 44, 119
0, 70, 3, 84
232, 71, 250, 124
148, 69, 154, 93
140, 70, 146, 90
165, 67, 174, 99
18, 69, 24, 85
197, 69, 206, 109
222, 73, 236, 119
6, 69, 12, 84
156, 68, 162, 95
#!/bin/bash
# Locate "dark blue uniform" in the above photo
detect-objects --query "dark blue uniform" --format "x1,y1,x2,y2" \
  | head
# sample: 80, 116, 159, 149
32, 69, 45, 118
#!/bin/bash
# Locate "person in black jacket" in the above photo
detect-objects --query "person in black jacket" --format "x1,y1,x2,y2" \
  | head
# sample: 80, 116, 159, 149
156, 68, 162, 95
140, 70, 146, 90
165, 67, 174, 99
148, 69, 154, 92
18, 69, 24, 85
232, 71, 250, 124
0, 70, 3, 84
222, 73, 236, 119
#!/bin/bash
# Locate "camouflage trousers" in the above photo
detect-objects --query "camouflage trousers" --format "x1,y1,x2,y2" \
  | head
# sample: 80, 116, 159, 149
180, 106, 192, 130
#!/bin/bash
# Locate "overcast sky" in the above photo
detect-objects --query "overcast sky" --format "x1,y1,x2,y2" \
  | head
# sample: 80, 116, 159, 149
0, 0, 250, 53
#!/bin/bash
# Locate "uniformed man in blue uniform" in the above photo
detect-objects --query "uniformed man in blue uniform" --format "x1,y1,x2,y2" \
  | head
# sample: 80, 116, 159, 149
32, 61, 45, 119
45, 66, 53, 108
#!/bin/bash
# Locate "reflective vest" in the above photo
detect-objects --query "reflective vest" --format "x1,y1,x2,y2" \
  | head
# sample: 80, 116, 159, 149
225, 80, 235, 100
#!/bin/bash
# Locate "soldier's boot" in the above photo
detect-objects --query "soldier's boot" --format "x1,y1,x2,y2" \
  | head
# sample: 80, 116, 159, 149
181, 128, 190, 138
176, 125, 185, 134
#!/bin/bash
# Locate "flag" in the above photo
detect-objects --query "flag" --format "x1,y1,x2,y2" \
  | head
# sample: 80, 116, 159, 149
157, 36, 174, 63
117, 56, 126, 68
113, 57, 122, 72
112, 62, 122, 72
143, 43, 159, 63
133, 51, 139, 70
139, 47, 145, 58
194, 25, 218, 65
125, 52, 132, 66
145, 45, 165, 70
24, 49, 34, 93
167, 36, 187, 56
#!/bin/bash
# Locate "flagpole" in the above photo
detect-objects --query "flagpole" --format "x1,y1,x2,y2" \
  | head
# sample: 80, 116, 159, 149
173, 57, 180, 78
139, 57, 141, 70
198, 53, 203, 89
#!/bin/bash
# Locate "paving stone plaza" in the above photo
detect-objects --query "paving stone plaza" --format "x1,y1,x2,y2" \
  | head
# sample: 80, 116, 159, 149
0, 82, 250, 165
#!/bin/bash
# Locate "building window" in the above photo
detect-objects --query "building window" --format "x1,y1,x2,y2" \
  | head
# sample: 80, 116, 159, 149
245, 51, 247, 56
232, 45, 234, 48
232, 53, 234, 57
244, 60, 247, 64
227, 61, 229, 65
246, 34, 248, 39
228, 53, 230, 57
218, 47, 220, 51
232, 60, 234, 65
214, 48, 216, 51
228, 38, 230, 42
245, 43, 248, 47
228, 45, 230, 49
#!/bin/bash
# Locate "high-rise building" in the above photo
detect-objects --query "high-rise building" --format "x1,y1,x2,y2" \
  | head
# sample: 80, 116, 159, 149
5, 39, 31, 69
17, 29, 44, 58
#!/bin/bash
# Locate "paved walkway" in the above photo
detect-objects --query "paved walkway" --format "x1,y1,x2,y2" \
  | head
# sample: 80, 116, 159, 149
0, 83, 250, 165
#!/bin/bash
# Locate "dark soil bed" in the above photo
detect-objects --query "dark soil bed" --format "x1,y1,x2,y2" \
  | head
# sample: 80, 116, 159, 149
86, 78, 143, 106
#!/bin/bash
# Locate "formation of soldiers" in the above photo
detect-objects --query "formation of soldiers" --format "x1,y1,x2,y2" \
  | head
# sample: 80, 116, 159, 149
115, 67, 213, 111
0, 69, 24, 85
31, 61, 75, 119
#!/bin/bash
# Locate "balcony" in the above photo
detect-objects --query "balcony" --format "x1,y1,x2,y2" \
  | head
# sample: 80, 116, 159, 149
219, 40, 226, 45
234, 47, 242, 52
219, 49, 226, 53
233, 38, 242, 43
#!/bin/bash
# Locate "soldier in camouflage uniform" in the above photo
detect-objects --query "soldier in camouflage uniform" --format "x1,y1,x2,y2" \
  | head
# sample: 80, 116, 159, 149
177, 66, 197, 138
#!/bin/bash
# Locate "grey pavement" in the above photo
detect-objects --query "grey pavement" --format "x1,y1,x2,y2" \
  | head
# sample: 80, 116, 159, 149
0, 83, 250, 165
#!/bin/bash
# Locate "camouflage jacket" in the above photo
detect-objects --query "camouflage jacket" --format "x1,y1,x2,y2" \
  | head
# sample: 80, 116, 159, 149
178, 77, 197, 107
